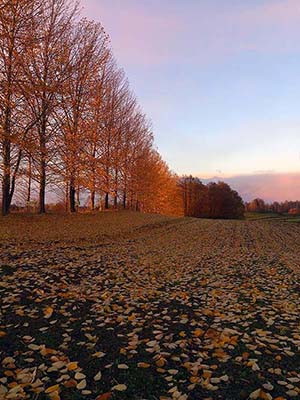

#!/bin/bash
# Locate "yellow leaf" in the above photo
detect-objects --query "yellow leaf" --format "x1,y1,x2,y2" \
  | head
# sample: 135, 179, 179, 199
92, 352, 106, 358
95, 393, 112, 400
44, 307, 54, 318
137, 362, 150, 368
259, 391, 271, 400
67, 362, 78, 371
117, 364, 129, 370
112, 384, 127, 391
76, 379, 86, 390
155, 358, 166, 367
49, 392, 60, 400
193, 329, 204, 337
203, 370, 212, 379
8, 381, 18, 388
45, 384, 59, 394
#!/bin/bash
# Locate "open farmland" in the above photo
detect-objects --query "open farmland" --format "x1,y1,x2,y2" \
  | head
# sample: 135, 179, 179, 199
1, 212, 300, 400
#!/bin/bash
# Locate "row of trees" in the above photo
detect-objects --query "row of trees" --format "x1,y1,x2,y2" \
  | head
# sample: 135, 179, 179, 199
0, 0, 181, 216
0, 0, 246, 219
180, 176, 245, 219
246, 198, 300, 215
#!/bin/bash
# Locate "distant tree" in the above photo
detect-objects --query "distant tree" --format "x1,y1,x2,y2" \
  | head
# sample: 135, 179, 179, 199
288, 207, 300, 215
179, 176, 208, 217
179, 178, 244, 219
270, 201, 281, 213
248, 198, 266, 213
207, 182, 244, 219
246, 199, 300, 215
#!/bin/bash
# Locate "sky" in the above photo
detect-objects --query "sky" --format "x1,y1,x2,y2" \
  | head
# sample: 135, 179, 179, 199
81, 0, 300, 201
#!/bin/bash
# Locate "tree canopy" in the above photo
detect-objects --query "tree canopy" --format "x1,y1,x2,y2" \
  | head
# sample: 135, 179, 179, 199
180, 176, 245, 219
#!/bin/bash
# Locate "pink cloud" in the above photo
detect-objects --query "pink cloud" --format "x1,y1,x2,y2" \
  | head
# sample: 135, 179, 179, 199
203, 173, 300, 202
81, 0, 183, 66
81, 0, 300, 67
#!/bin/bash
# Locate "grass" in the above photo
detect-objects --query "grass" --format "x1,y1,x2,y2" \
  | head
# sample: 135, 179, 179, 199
245, 212, 282, 220
245, 211, 300, 223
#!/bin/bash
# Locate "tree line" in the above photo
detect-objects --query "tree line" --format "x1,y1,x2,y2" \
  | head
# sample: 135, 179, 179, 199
246, 198, 300, 215
0, 0, 183, 216
0, 0, 244, 219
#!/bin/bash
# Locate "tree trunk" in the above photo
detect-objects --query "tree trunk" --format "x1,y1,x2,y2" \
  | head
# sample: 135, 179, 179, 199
39, 158, 46, 213
90, 146, 96, 211
114, 169, 118, 209
1, 44, 12, 216
90, 190, 95, 210
69, 177, 76, 213
9, 149, 22, 208
123, 191, 126, 209
38, 114, 47, 214
105, 192, 109, 209
76, 184, 80, 211
65, 181, 69, 212
1, 138, 11, 216
130, 192, 133, 210
27, 155, 32, 203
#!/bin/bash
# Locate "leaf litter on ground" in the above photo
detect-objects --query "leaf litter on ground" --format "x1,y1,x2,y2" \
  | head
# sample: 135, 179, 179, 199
0, 211, 300, 399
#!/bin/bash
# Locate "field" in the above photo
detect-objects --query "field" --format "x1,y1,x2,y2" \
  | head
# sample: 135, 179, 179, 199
245, 212, 300, 223
1, 212, 300, 400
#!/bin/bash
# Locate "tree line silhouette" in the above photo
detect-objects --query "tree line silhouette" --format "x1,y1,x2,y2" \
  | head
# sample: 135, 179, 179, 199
246, 198, 300, 215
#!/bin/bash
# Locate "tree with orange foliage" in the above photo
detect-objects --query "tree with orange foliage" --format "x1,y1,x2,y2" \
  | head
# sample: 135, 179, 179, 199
0, 0, 43, 215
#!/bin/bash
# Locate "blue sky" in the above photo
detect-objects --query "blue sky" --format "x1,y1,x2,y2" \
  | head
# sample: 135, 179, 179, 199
82, 0, 300, 180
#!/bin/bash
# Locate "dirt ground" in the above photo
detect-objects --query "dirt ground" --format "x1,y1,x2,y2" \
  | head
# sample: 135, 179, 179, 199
0, 212, 300, 400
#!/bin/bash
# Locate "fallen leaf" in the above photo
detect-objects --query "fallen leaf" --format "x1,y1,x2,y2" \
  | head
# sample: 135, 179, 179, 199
112, 384, 127, 391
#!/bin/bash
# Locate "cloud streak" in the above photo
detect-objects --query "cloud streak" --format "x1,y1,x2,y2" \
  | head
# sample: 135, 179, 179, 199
202, 172, 300, 202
